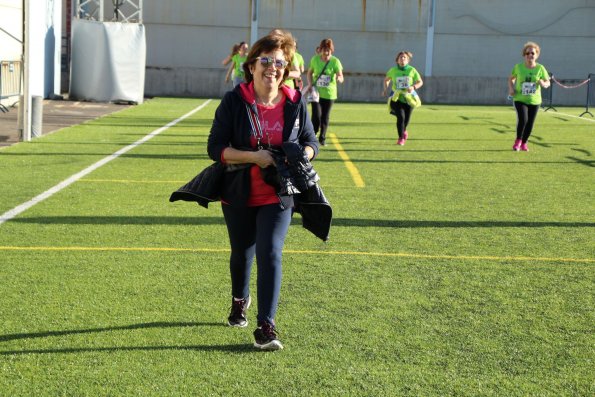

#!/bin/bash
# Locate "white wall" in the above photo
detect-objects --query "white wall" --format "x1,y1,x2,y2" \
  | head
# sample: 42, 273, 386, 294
0, 0, 23, 61
0, 0, 61, 98
142, 0, 595, 105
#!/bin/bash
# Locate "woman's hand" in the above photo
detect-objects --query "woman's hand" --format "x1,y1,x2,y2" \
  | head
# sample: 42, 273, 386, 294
538, 79, 551, 89
251, 149, 275, 168
221, 147, 274, 167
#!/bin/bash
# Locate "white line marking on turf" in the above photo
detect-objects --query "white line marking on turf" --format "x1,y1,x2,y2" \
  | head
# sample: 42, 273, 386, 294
0, 100, 212, 226
543, 110, 595, 122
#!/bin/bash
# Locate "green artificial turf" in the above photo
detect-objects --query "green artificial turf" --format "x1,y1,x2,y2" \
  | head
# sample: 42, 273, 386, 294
0, 98, 593, 396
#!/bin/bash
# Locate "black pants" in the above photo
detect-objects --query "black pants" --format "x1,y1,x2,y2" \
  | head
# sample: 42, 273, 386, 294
514, 101, 539, 142
311, 98, 334, 144
222, 203, 292, 325
390, 100, 413, 138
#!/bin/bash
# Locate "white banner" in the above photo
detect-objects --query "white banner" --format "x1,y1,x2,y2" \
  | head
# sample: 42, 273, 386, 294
69, 19, 146, 104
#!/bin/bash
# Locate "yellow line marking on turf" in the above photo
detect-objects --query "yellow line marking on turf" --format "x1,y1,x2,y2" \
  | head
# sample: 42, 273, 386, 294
0, 246, 592, 263
328, 133, 365, 187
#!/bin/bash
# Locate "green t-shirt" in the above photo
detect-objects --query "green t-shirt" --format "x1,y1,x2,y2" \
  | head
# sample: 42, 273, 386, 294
284, 52, 304, 89
309, 55, 343, 100
511, 62, 549, 105
295, 52, 304, 71
232, 54, 247, 78
385, 65, 421, 103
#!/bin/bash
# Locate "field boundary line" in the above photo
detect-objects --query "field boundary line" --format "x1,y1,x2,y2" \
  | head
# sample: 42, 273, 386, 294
0, 245, 592, 264
0, 100, 212, 226
542, 110, 595, 122
329, 132, 365, 187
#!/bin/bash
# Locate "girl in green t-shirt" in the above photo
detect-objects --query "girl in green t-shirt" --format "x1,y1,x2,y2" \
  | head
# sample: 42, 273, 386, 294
305, 38, 344, 146
222, 42, 249, 88
508, 41, 550, 151
382, 51, 424, 146
222, 43, 240, 87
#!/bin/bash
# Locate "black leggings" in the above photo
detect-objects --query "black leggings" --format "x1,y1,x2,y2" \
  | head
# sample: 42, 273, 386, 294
222, 203, 292, 324
311, 98, 334, 144
390, 100, 413, 138
514, 101, 539, 142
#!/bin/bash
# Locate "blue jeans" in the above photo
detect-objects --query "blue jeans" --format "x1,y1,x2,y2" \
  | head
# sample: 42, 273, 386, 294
222, 203, 292, 324
232, 76, 244, 88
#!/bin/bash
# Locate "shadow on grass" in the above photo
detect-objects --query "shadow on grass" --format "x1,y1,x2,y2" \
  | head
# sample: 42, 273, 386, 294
0, 322, 257, 355
315, 158, 576, 165
0, 152, 208, 160
7, 216, 594, 228
0, 343, 254, 356
27, 141, 205, 147
332, 219, 594, 228
566, 156, 595, 167
0, 321, 221, 342
8, 216, 227, 225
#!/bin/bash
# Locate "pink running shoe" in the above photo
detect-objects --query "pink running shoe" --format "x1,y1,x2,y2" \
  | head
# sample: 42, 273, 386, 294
403, 131, 409, 141
512, 139, 522, 151
397, 138, 405, 145
520, 142, 529, 151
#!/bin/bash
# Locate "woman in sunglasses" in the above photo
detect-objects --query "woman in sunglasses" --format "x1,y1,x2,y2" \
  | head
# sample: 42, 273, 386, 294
508, 42, 550, 151
305, 38, 344, 146
207, 32, 319, 350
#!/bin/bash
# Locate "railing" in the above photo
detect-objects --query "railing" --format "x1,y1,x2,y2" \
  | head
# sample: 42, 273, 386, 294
0, 60, 22, 113
579, 73, 593, 117
541, 73, 593, 117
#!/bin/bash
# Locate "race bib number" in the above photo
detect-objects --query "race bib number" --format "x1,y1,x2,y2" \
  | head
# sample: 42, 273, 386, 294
521, 82, 537, 95
316, 74, 331, 88
396, 77, 409, 89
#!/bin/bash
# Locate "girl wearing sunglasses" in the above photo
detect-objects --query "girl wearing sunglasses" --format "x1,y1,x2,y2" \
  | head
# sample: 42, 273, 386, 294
508, 41, 550, 151
207, 32, 319, 350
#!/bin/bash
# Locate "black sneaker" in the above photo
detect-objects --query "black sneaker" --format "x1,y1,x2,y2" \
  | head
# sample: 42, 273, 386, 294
227, 296, 251, 327
253, 321, 283, 350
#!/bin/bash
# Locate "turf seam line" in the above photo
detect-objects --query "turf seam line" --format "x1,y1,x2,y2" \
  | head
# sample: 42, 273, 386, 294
329, 132, 365, 187
0, 246, 592, 263
0, 100, 212, 226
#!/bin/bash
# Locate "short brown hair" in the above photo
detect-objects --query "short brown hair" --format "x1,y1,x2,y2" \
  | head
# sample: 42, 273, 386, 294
318, 38, 335, 53
396, 51, 413, 63
243, 33, 296, 84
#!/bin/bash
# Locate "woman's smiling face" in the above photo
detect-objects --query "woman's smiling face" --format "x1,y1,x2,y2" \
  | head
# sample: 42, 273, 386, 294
251, 49, 286, 90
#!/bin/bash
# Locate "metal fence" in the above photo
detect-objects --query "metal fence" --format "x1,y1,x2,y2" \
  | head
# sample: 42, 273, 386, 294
579, 73, 594, 117
0, 60, 22, 113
